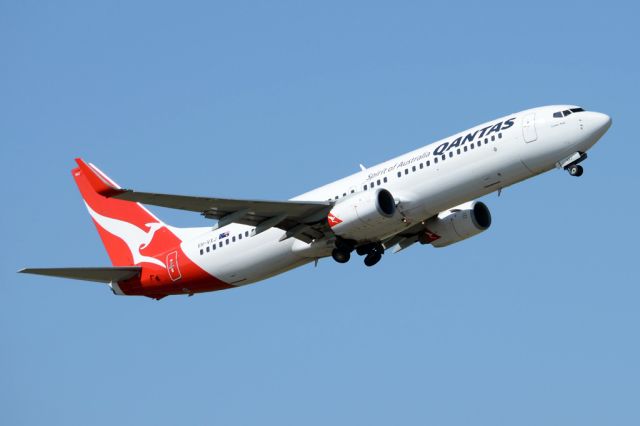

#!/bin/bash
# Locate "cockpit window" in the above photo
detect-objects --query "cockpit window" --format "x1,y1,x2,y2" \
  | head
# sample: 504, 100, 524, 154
553, 107, 585, 118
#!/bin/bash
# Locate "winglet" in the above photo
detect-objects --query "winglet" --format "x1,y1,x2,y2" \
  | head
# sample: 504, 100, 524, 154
74, 158, 126, 197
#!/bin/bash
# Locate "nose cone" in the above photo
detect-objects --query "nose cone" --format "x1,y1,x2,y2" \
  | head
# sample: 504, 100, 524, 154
592, 112, 612, 135
580, 111, 612, 149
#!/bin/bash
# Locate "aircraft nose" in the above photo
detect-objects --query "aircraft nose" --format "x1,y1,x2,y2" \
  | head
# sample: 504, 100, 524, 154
591, 111, 612, 136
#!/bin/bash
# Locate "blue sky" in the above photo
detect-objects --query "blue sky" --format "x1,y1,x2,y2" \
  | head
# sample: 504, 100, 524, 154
2, 1, 639, 425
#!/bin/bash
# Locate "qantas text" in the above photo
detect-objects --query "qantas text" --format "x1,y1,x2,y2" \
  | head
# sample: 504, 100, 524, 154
433, 117, 516, 156
366, 117, 516, 181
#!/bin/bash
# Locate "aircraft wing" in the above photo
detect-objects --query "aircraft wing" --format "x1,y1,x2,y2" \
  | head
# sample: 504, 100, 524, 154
19, 267, 142, 283
75, 159, 333, 243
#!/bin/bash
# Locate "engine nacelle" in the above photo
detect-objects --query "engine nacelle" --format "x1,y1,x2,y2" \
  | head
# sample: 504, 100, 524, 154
328, 188, 398, 241
419, 201, 492, 248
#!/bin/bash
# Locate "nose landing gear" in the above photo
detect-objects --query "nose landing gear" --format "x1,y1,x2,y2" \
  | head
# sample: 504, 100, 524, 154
567, 164, 584, 177
558, 152, 587, 177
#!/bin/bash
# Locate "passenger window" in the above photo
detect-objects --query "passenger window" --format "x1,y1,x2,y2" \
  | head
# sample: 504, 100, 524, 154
449, 152, 453, 158
239, 234, 242, 240
225, 239, 229, 245
343, 193, 347, 197
441, 155, 446, 161
464, 146, 468, 152
553, 111, 563, 118
206, 246, 210, 252
397, 171, 401, 177
232, 236, 236, 242
383, 177, 388, 183
200, 249, 203, 255
351, 189, 355, 193
412, 166, 416, 172
491, 135, 495, 141
470, 144, 475, 150
212, 245, 216, 250
427, 160, 431, 166
377, 179, 381, 185
477, 141, 481, 147
434, 157, 438, 164
219, 242, 223, 248
498, 133, 502, 139
405, 169, 409, 175
371, 182, 375, 188
457, 149, 461, 154
419, 163, 423, 169
245, 231, 249, 237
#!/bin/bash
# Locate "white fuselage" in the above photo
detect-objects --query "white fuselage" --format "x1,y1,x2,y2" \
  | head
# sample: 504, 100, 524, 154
183, 105, 611, 286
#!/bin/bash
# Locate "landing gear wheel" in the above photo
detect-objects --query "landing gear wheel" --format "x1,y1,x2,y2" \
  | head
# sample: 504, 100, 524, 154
356, 243, 375, 256
567, 164, 584, 177
331, 248, 351, 264
362, 243, 384, 266
364, 252, 382, 267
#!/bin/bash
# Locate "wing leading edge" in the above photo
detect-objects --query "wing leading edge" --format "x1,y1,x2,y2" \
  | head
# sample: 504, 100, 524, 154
75, 158, 333, 243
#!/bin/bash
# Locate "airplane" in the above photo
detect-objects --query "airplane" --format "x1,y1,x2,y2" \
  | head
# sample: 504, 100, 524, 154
20, 105, 611, 300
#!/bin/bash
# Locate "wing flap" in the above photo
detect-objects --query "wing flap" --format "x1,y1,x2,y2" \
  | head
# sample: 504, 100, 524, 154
19, 267, 142, 283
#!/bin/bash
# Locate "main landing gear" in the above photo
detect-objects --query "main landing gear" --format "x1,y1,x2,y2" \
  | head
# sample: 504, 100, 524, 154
332, 238, 385, 267
357, 242, 384, 267
331, 247, 351, 263
331, 238, 354, 264
363, 246, 383, 267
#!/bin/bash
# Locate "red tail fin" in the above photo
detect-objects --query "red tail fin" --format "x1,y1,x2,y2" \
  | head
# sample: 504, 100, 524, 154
72, 159, 182, 267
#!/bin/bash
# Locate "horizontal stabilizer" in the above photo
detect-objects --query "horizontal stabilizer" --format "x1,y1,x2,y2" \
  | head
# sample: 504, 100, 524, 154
18, 267, 142, 283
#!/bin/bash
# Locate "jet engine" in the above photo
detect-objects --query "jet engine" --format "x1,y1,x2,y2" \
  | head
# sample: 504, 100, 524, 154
419, 201, 492, 248
328, 188, 399, 241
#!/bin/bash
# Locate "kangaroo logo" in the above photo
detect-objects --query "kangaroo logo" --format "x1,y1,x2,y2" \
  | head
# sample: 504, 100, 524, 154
327, 213, 343, 227
423, 229, 441, 242
84, 203, 166, 268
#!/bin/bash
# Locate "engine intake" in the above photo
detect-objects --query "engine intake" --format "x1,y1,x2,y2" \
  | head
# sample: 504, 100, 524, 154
377, 189, 396, 217
419, 201, 492, 248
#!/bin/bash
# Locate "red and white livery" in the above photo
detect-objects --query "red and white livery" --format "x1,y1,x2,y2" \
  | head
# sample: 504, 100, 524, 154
21, 105, 611, 299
